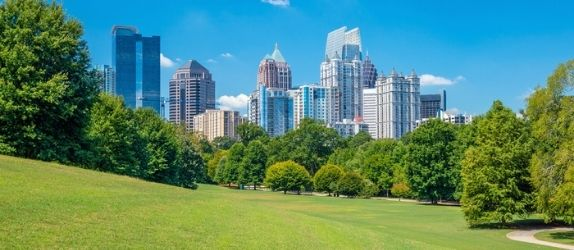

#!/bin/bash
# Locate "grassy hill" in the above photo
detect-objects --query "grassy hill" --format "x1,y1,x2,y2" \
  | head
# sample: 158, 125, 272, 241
0, 155, 546, 249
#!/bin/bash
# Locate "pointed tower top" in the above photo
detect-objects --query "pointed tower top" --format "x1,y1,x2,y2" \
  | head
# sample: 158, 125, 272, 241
390, 67, 398, 77
409, 69, 417, 77
271, 43, 286, 63
324, 54, 330, 62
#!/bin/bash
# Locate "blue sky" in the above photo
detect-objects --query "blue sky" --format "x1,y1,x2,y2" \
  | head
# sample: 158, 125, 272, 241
61, 0, 574, 115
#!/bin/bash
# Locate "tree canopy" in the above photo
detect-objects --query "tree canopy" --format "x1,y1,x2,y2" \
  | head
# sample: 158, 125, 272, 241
265, 161, 311, 194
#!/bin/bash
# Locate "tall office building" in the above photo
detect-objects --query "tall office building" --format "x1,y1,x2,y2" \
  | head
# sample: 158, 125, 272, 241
248, 84, 293, 137
112, 26, 160, 113
290, 84, 339, 128
362, 88, 378, 138
257, 43, 292, 90
321, 26, 364, 123
95, 65, 115, 94
362, 55, 377, 88
193, 110, 241, 141
377, 69, 420, 139
420, 90, 447, 119
169, 60, 216, 130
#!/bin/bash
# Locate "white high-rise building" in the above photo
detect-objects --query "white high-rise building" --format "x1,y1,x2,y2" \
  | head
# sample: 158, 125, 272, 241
290, 84, 339, 127
362, 88, 378, 138
377, 69, 420, 139
325, 26, 362, 61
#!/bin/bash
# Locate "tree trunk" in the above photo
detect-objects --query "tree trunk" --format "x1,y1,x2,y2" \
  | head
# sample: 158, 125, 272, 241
283, 190, 286, 194
386, 189, 389, 197
253, 183, 257, 190
297, 190, 301, 195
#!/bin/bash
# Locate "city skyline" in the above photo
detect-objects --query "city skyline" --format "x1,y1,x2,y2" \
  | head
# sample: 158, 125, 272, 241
62, 0, 574, 115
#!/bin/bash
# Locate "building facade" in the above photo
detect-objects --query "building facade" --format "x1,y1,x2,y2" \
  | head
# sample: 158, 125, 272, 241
362, 55, 377, 88
257, 43, 291, 90
193, 110, 241, 141
331, 119, 369, 138
290, 84, 339, 127
248, 84, 293, 137
420, 90, 446, 119
325, 26, 362, 61
377, 69, 420, 139
362, 88, 378, 138
169, 60, 216, 130
95, 65, 115, 94
112, 25, 160, 113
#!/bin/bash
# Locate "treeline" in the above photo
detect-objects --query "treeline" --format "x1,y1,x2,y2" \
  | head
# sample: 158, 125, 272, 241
0, 0, 206, 189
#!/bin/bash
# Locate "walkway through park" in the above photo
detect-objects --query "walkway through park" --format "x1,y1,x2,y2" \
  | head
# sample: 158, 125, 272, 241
506, 227, 574, 249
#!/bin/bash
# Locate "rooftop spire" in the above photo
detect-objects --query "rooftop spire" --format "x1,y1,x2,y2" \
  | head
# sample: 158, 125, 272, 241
270, 42, 286, 63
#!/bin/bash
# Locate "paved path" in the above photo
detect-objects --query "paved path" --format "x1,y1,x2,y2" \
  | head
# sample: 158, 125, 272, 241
507, 227, 574, 249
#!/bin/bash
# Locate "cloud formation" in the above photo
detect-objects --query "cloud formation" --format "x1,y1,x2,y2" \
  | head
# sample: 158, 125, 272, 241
160, 53, 176, 68
420, 74, 465, 86
220, 52, 234, 59
261, 0, 289, 7
206, 58, 217, 64
218, 94, 249, 111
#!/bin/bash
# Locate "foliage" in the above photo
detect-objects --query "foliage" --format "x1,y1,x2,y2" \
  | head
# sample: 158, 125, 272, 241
355, 139, 399, 196
237, 122, 268, 145
238, 140, 267, 189
360, 179, 379, 198
217, 143, 244, 186
175, 128, 205, 189
461, 100, 533, 226
313, 164, 344, 196
346, 131, 372, 149
212, 136, 237, 150
264, 161, 311, 194
268, 119, 343, 175
207, 150, 227, 181
403, 119, 458, 204
0, 0, 99, 162
336, 172, 365, 198
391, 182, 411, 200
526, 60, 574, 223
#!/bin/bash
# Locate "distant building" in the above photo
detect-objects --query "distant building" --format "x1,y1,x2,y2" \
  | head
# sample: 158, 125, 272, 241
290, 84, 339, 127
257, 43, 291, 90
112, 25, 160, 113
95, 65, 115, 94
193, 110, 241, 141
439, 110, 473, 125
362, 55, 377, 88
377, 69, 420, 139
331, 118, 368, 138
248, 84, 293, 137
362, 88, 378, 138
325, 26, 362, 61
169, 60, 215, 130
420, 90, 446, 119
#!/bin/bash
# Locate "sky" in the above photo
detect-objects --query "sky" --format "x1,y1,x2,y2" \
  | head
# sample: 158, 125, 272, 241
61, 0, 574, 115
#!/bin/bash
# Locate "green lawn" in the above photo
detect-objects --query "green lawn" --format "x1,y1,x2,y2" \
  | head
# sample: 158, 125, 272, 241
0, 155, 548, 249
534, 230, 574, 246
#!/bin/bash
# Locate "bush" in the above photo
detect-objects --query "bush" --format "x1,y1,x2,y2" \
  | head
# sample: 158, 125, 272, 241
360, 179, 379, 198
314, 164, 344, 196
337, 172, 365, 198
265, 161, 311, 194
391, 182, 410, 201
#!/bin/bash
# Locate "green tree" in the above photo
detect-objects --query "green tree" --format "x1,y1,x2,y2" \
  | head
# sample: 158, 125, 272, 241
237, 123, 268, 145
461, 100, 533, 226
239, 140, 267, 189
219, 143, 244, 186
212, 136, 237, 150
346, 131, 372, 149
403, 119, 458, 204
313, 164, 344, 196
336, 172, 365, 198
391, 182, 410, 201
265, 161, 311, 194
356, 139, 399, 197
0, 0, 99, 162
207, 150, 227, 181
175, 133, 204, 189
526, 60, 574, 223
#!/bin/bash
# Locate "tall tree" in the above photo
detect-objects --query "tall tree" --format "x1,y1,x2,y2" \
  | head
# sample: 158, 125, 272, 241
355, 139, 399, 197
220, 143, 244, 186
0, 0, 99, 162
207, 150, 227, 182
265, 161, 311, 194
237, 122, 268, 145
461, 101, 533, 225
527, 60, 574, 224
238, 140, 267, 189
403, 119, 458, 204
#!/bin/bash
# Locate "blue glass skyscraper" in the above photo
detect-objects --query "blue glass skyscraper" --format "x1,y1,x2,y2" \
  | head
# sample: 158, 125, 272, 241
112, 26, 161, 113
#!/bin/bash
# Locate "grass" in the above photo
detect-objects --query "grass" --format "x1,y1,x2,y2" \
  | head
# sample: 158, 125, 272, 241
534, 230, 574, 246
0, 155, 550, 249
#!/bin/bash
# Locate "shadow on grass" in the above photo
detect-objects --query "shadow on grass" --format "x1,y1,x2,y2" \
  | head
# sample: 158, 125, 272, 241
549, 230, 574, 240
471, 219, 571, 230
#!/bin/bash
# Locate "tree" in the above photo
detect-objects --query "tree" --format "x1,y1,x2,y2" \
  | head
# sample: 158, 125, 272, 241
0, 0, 99, 163
346, 131, 372, 149
526, 60, 574, 224
175, 132, 204, 189
313, 164, 344, 196
237, 123, 268, 145
391, 183, 410, 201
336, 172, 365, 198
219, 143, 244, 186
265, 161, 311, 194
403, 119, 458, 204
461, 100, 533, 226
355, 139, 399, 197
207, 150, 227, 182
238, 140, 267, 189
212, 136, 237, 150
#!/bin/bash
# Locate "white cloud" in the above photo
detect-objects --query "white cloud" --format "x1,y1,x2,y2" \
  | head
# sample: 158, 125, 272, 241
160, 53, 176, 68
262, 0, 289, 7
420, 74, 465, 86
207, 58, 217, 64
218, 94, 249, 111
220, 52, 234, 59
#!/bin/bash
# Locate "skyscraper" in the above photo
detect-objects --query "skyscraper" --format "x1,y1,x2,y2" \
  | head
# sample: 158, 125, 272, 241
248, 84, 293, 137
112, 26, 160, 113
169, 60, 216, 130
362, 55, 377, 88
377, 69, 420, 139
257, 43, 291, 90
95, 65, 115, 94
321, 26, 364, 123
290, 84, 339, 128
420, 90, 447, 119
193, 109, 241, 141
362, 88, 378, 138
